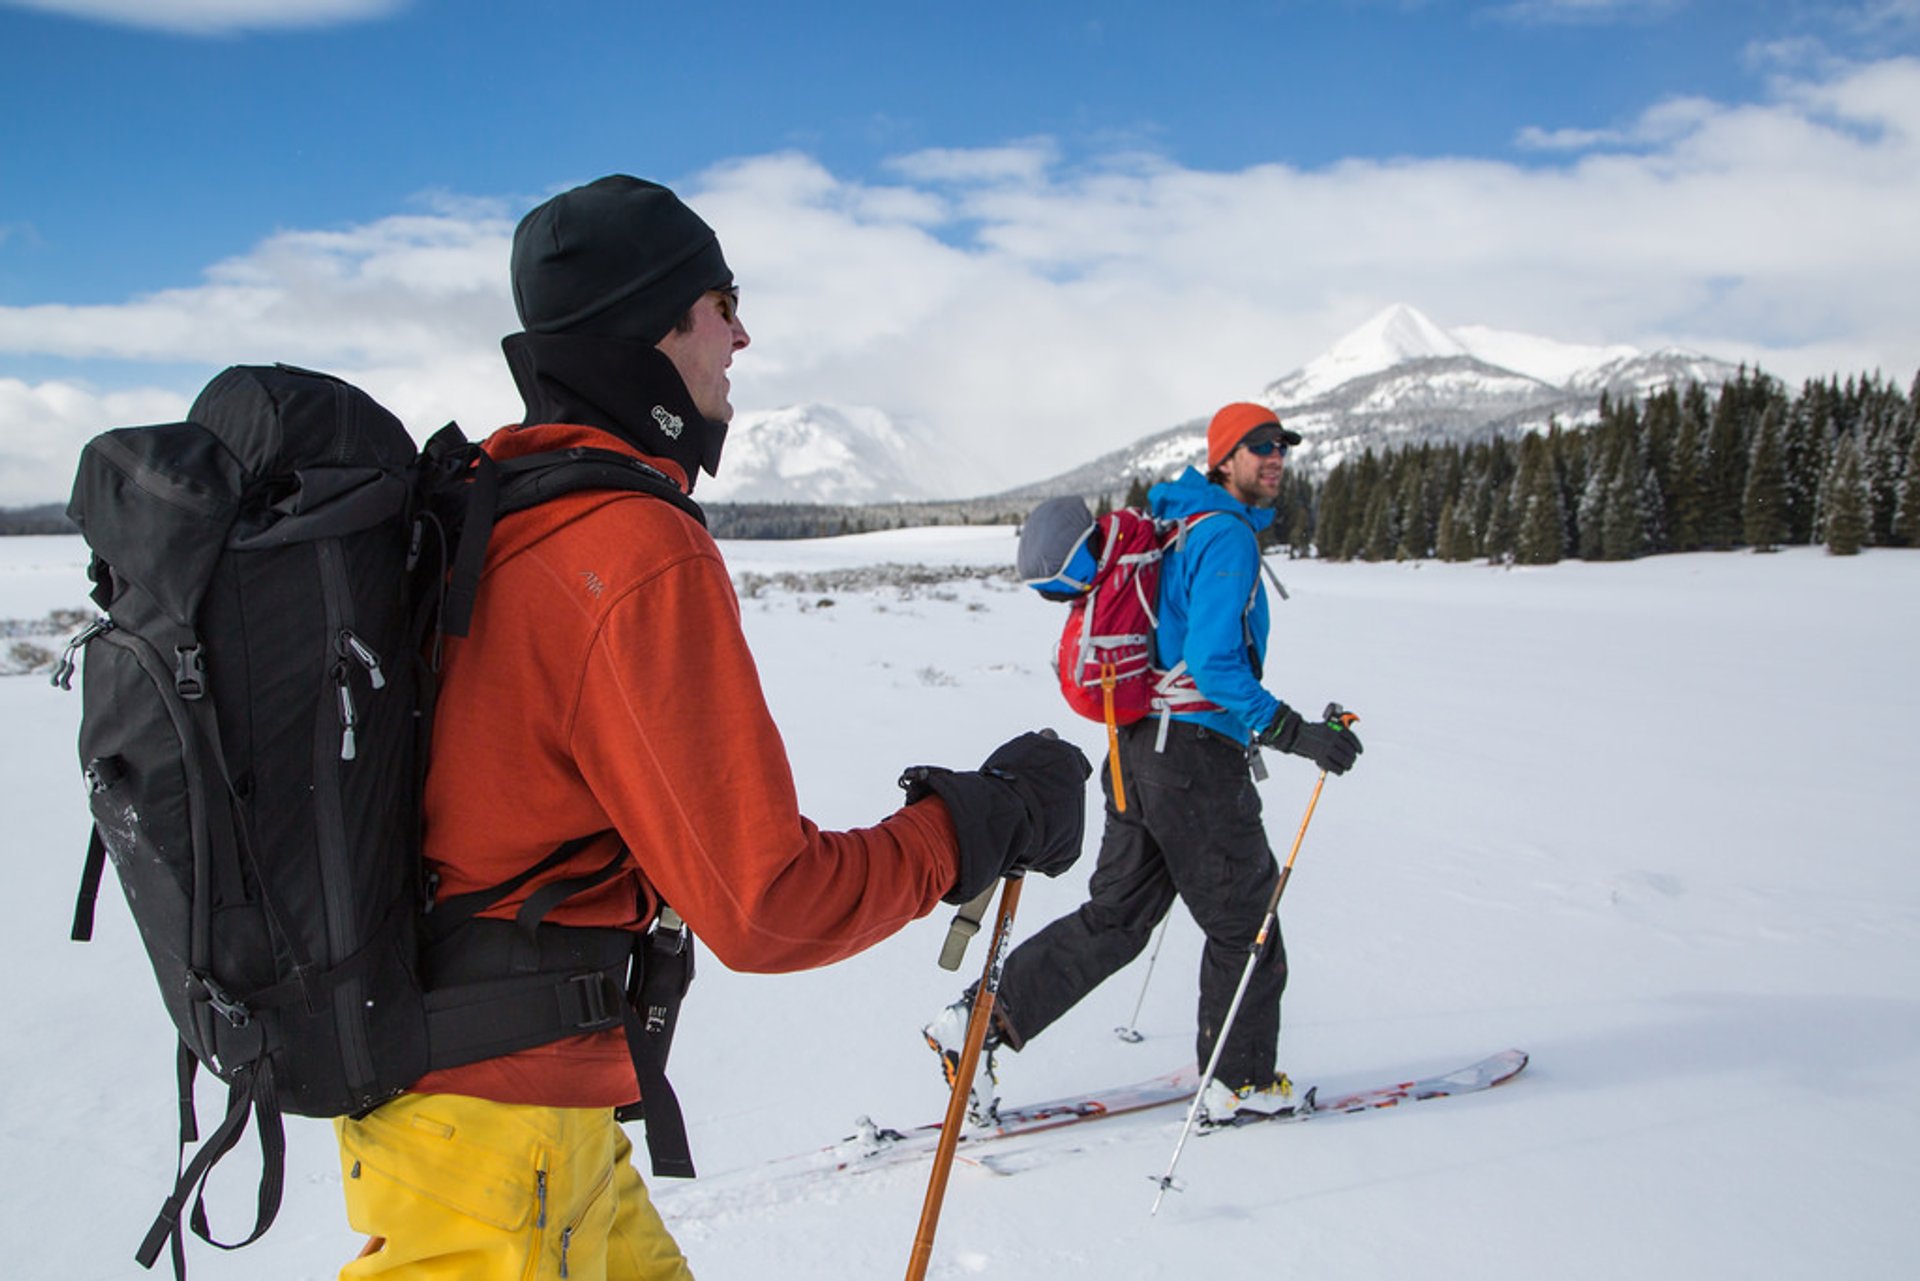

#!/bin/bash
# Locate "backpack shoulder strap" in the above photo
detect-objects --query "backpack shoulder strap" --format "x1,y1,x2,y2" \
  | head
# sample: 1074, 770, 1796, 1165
436, 444, 708, 640
492, 447, 706, 527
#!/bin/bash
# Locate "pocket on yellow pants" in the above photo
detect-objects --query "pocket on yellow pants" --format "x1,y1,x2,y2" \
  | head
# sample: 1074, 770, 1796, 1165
338, 1094, 554, 1233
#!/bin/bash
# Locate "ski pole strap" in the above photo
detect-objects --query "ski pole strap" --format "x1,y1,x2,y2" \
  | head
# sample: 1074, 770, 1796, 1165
614, 907, 697, 1179
937, 885, 995, 971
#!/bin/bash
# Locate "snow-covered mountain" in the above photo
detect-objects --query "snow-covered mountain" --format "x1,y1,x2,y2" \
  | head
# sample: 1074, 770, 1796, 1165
698, 403, 962, 505
999, 304, 1741, 502
699, 305, 1741, 508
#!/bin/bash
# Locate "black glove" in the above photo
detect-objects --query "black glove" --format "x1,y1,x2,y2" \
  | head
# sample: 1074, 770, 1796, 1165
901, 731, 1092, 904
1260, 705, 1364, 775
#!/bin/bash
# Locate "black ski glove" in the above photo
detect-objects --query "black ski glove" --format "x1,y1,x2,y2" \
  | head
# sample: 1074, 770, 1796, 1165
901, 731, 1092, 905
1261, 705, 1364, 776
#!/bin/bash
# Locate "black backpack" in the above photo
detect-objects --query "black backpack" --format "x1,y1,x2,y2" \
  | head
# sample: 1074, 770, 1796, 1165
56, 364, 701, 1277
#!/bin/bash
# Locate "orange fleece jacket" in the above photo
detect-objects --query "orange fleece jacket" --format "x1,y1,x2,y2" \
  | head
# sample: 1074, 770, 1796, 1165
411, 422, 961, 1106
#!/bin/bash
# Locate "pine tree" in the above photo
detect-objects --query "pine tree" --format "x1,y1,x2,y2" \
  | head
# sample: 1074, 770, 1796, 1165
1361, 479, 1396, 561
1600, 443, 1645, 560
1286, 504, 1313, 558
1640, 389, 1679, 546
1482, 482, 1517, 564
1513, 433, 1564, 565
1576, 436, 1614, 560
1670, 383, 1709, 550
1782, 389, 1828, 545
1825, 435, 1870, 555
1313, 466, 1353, 560
1435, 499, 1462, 562
1742, 404, 1790, 551
1894, 420, 1920, 549
1701, 379, 1750, 549
1393, 453, 1431, 560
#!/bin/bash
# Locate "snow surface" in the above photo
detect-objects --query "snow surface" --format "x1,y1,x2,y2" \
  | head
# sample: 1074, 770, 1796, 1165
4, 531, 1917, 1280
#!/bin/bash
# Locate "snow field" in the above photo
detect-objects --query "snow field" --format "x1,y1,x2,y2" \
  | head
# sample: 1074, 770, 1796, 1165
3, 531, 1915, 1279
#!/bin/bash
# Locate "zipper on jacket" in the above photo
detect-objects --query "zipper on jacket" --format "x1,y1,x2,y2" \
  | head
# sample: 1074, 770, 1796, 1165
535, 1168, 549, 1228
559, 1224, 574, 1278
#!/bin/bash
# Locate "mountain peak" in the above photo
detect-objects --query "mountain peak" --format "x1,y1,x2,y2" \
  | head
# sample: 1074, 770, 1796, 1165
1269, 304, 1468, 405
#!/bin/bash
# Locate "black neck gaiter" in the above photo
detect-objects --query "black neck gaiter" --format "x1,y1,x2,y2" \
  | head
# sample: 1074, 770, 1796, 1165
501, 332, 728, 490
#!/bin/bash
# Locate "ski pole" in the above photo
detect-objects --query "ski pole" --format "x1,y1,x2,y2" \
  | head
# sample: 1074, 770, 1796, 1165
907, 873, 1023, 1281
1113, 915, 1172, 1043
1149, 704, 1356, 1215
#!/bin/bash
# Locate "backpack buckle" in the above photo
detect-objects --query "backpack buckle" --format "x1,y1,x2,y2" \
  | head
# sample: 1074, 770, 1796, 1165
566, 972, 619, 1031
651, 906, 690, 957
191, 971, 251, 1028
173, 644, 206, 700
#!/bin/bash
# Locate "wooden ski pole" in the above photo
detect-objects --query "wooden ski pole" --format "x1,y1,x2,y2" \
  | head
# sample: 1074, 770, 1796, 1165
906, 874, 1023, 1281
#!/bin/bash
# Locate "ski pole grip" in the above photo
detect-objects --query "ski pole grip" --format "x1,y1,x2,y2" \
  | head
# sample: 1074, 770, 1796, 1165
1321, 701, 1360, 729
938, 885, 996, 971
937, 727, 1061, 970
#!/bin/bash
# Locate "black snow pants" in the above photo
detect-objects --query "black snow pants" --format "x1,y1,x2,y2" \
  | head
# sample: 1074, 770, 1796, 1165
993, 718, 1288, 1089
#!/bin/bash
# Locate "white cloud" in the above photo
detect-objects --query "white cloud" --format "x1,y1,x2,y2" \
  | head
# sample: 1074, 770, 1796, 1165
3, 59, 1918, 506
0, 380, 188, 506
0, 0, 405, 34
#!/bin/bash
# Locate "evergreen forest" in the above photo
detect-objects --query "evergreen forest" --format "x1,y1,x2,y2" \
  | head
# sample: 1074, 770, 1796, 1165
1291, 369, 1920, 563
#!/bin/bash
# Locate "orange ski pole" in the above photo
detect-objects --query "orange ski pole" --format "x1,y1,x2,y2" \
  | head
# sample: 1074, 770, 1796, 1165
906, 874, 1023, 1281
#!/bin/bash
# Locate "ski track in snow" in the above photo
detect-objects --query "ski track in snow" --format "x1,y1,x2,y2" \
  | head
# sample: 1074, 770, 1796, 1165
4, 530, 1917, 1280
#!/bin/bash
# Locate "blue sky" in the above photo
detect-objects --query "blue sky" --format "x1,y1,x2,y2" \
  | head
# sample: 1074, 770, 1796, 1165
3, 0, 1918, 502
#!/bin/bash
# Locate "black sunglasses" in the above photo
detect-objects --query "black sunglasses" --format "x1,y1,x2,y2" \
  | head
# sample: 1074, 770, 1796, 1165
1241, 439, 1289, 458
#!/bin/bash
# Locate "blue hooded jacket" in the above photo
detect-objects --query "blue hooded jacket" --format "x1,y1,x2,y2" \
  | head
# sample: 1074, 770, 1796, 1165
1149, 467, 1282, 743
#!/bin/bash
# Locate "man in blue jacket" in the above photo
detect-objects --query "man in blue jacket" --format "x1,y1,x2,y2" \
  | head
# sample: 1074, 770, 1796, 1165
925, 402, 1363, 1123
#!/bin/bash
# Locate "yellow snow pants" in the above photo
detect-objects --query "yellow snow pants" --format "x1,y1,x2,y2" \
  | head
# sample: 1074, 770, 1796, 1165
335, 1093, 694, 1280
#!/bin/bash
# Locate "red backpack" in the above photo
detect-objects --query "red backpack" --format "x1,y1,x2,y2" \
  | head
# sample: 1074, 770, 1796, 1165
1019, 498, 1220, 808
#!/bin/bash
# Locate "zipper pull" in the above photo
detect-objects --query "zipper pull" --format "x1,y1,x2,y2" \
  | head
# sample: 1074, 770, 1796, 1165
50, 616, 113, 690
338, 630, 387, 689
534, 1169, 548, 1228
334, 663, 358, 761
559, 1225, 573, 1278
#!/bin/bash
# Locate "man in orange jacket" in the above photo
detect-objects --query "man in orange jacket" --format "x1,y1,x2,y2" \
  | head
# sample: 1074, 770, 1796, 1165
332, 174, 1090, 1280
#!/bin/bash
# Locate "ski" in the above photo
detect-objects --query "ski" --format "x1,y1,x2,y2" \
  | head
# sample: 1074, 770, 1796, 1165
1201, 1046, 1529, 1130
730, 1050, 1527, 1186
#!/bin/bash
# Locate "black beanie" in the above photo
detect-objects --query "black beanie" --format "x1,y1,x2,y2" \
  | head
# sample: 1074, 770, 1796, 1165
510, 175, 734, 345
